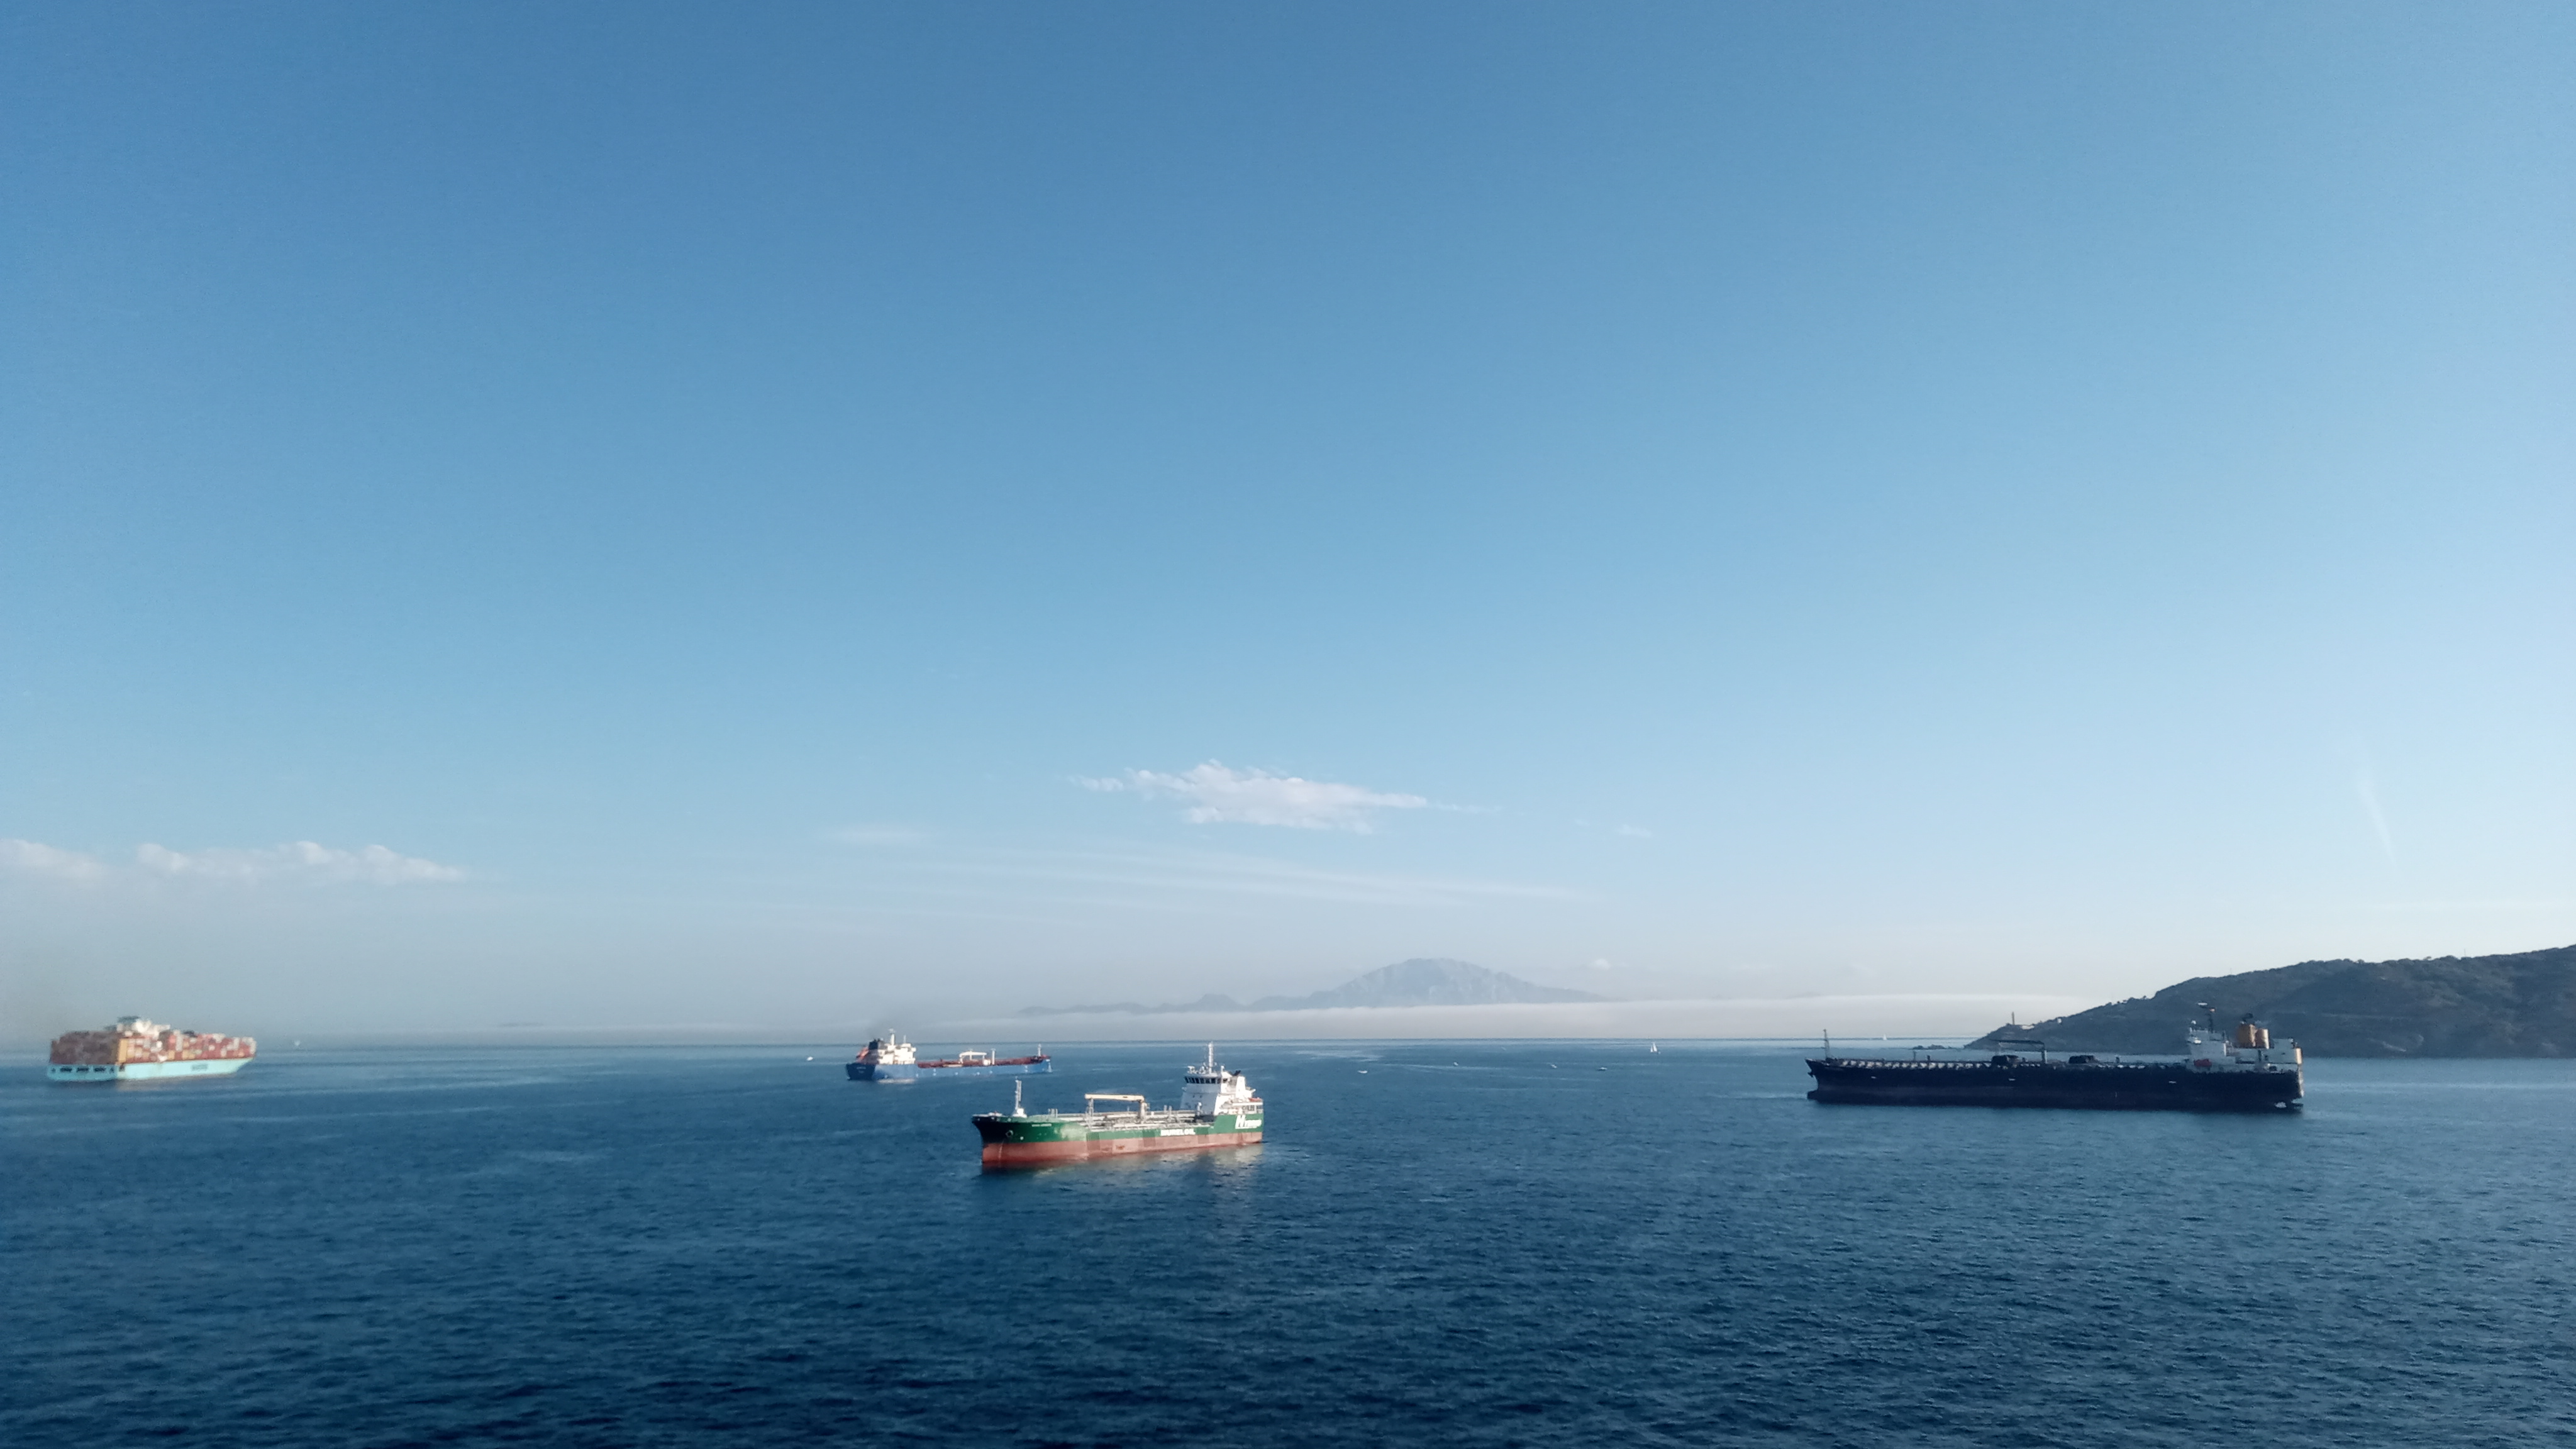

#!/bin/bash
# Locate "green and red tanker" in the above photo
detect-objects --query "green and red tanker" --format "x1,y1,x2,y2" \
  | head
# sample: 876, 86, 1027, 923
973, 1046, 1263, 1167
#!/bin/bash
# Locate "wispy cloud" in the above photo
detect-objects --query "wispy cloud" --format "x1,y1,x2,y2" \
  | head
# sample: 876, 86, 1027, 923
2353, 765, 2396, 862
0, 838, 108, 882
826, 824, 926, 847
1615, 824, 1653, 838
2363, 899, 2571, 914
1080, 761, 1431, 833
135, 841, 466, 885
4, 837, 463, 887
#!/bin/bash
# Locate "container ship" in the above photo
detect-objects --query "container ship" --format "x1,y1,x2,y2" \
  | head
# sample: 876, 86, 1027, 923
1806, 1015, 2302, 1112
847, 1033, 1051, 1082
48, 1018, 257, 1083
974, 1046, 1262, 1167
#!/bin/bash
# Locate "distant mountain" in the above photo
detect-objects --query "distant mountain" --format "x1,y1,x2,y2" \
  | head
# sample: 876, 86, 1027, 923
1252, 958, 1607, 1009
1022, 958, 1606, 1016
1967, 944, 2576, 1057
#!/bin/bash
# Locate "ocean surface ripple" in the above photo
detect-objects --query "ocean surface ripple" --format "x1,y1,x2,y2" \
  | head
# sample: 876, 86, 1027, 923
5, 1042, 2572, 1447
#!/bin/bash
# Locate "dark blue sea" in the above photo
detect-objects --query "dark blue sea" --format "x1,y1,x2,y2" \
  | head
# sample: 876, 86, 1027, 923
6, 1041, 2572, 1447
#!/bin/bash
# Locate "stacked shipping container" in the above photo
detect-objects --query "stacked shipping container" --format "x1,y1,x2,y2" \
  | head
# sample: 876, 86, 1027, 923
49, 1018, 258, 1066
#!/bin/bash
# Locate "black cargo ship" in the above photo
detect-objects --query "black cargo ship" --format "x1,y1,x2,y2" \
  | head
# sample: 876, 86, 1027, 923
1807, 1017, 2302, 1113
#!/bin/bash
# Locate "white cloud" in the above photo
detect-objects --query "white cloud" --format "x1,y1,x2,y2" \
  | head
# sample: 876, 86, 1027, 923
0, 838, 108, 882
135, 841, 466, 885
1080, 761, 1432, 833
1615, 824, 1653, 838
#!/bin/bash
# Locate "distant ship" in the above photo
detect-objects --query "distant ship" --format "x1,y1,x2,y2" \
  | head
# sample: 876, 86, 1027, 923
1806, 1014, 2302, 1112
973, 1046, 1263, 1167
846, 1033, 1051, 1082
48, 1018, 257, 1083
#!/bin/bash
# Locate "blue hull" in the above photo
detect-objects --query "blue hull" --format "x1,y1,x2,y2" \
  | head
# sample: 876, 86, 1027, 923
846, 1059, 1052, 1082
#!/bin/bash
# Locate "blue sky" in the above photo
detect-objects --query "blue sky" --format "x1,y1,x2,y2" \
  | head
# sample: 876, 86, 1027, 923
4, 3, 2569, 1036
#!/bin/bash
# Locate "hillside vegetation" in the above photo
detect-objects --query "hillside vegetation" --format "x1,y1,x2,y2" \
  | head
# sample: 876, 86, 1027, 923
1968, 945, 2576, 1057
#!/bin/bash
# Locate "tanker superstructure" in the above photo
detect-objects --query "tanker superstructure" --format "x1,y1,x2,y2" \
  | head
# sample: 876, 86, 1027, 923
973, 1046, 1262, 1167
48, 1018, 257, 1083
1806, 1016, 2302, 1112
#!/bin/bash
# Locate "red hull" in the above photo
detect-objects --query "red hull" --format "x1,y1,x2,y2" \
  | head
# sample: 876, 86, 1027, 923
981, 1130, 1262, 1168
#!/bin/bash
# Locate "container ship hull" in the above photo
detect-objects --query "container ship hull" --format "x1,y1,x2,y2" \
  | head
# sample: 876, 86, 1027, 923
1807, 1058, 2300, 1112
49, 1058, 254, 1083
975, 1112, 1262, 1167
848, 1058, 1052, 1082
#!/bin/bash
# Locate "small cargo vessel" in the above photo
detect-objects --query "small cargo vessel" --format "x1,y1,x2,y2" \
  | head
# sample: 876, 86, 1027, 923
847, 1033, 1051, 1082
974, 1046, 1263, 1167
48, 1018, 257, 1083
1807, 1014, 2302, 1113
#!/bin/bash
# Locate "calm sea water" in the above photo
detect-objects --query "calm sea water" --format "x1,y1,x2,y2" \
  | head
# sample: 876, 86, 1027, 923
4, 1041, 2572, 1447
